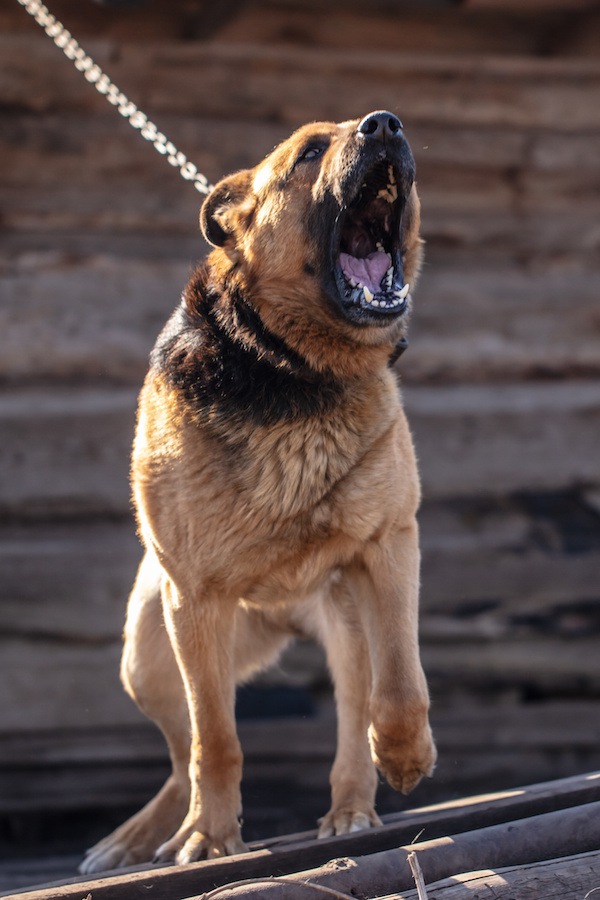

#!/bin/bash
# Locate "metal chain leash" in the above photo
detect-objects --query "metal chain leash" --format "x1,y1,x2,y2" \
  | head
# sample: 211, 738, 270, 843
16, 0, 215, 195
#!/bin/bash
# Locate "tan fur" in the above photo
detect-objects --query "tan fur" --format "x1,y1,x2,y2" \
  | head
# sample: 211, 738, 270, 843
80, 115, 436, 874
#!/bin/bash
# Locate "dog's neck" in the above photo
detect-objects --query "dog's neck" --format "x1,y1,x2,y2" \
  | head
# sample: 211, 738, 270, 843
150, 265, 345, 429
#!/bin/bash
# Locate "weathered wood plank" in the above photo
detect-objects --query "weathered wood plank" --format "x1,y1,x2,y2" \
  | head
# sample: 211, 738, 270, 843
408, 268, 600, 384
3, 255, 600, 384
5, 112, 599, 190
1, 496, 597, 646
0, 637, 146, 733
0, 387, 136, 517
2, 705, 599, 811
391, 850, 600, 900
422, 637, 600, 693
5, 0, 599, 57
217, 5, 600, 57
0, 522, 139, 641
389, 492, 600, 629
10, 798, 600, 900
1, 383, 599, 516
0, 255, 187, 383
406, 381, 600, 499
2, 37, 600, 131
3, 705, 599, 769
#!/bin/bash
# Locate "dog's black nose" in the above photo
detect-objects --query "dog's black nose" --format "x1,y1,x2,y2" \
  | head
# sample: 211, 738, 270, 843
357, 111, 403, 142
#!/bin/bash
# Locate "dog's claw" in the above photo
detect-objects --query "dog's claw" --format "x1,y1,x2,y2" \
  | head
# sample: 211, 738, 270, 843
155, 822, 247, 865
318, 807, 382, 839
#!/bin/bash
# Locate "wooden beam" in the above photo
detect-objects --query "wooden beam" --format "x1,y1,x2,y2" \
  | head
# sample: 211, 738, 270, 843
6, 775, 600, 900
386, 849, 600, 900
3, 37, 600, 130
2, 382, 599, 519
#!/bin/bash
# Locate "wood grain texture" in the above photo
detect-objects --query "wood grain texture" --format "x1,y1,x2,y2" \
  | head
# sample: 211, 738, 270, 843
383, 850, 600, 900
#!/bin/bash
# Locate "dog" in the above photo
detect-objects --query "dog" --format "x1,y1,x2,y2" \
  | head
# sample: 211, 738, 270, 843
81, 110, 436, 873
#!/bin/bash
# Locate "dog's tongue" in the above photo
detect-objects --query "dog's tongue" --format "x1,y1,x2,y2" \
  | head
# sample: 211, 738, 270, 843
339, 250, 390, 293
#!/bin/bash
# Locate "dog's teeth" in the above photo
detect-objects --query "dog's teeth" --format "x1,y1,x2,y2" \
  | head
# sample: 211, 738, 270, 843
387, 165, 396, 185
385, 266, 393, 289
378, 188, 395, 204
400, 283, 410, 299
363, 286, 374, 303
376, 241, 384, 252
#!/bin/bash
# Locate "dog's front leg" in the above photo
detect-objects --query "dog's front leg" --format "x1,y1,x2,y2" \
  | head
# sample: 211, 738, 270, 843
155, 577, 247, 864
361, 522, 437, 795
317, 589, 381, 837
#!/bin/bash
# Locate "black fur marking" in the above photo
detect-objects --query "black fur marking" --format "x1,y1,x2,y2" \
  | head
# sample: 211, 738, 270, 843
151, 265, 343, 428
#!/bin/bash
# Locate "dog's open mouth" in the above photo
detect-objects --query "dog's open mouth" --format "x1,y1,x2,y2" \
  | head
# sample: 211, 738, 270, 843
334, 161, 408, 318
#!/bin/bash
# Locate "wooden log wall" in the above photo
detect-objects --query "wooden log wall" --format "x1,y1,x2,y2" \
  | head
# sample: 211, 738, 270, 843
1, 0, 600, 845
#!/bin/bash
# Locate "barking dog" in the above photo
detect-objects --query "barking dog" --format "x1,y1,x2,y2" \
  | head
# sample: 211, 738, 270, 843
81, 110, 436, 873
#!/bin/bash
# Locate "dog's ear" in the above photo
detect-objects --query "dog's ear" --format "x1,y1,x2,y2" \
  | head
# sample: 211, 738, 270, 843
200, 170, 254, 248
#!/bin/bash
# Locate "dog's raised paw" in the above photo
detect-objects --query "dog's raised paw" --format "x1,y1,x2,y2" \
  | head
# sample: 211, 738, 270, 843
369, 719, 437, 795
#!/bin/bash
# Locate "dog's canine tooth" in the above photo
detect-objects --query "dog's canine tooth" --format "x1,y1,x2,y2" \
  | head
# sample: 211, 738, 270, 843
400, 283, 410, 299
378, 188, 395, 204
387, 165, 396, 185
363, 286, 374, 303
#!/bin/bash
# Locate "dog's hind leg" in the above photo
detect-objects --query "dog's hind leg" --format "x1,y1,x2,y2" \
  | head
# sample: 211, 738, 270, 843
315, 581, 382, 838
80, 550, 191, 874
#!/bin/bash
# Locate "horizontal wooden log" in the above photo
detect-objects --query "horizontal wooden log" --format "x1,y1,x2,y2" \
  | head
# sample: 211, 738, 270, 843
180, 802, 600, 900
2, 115, 598, 266
217, 5, 600, 58
0, 637, 146, 733
3, 254, 600, 384
3, 704, 599, 769
1, 382, 599, 516
4, 0, 599, 57
2, 705, 599, 811
13, 797, 600, 900
422, 637, 600, 693
0, 255, 188, 383
409, 267, 600, 384
392, 850, 600, 900
407, 380, 600, 499
419, 499, 600, 613
0, 387, 135, 517
0, 521, 139, 641
2, 611, 597, 734
2, 494, 598, 646
2, 37, 600, 131
5, 111, 599, 191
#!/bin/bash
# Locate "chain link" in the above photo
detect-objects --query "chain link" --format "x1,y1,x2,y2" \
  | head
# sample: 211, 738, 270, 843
16, 0, 215, 195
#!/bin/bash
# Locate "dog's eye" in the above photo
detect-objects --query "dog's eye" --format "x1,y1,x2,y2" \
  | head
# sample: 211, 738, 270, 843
298, 145, 325, 163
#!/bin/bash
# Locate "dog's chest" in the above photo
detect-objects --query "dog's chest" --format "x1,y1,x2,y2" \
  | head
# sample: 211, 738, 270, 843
236, 421, 401, 605
241, 414, 377, 522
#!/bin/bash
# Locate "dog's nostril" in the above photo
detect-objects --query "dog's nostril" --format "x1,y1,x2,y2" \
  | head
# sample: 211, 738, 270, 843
357, 111, 403, 142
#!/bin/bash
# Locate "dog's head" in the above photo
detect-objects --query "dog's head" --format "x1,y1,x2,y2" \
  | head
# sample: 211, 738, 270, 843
200, 112, 423, 359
